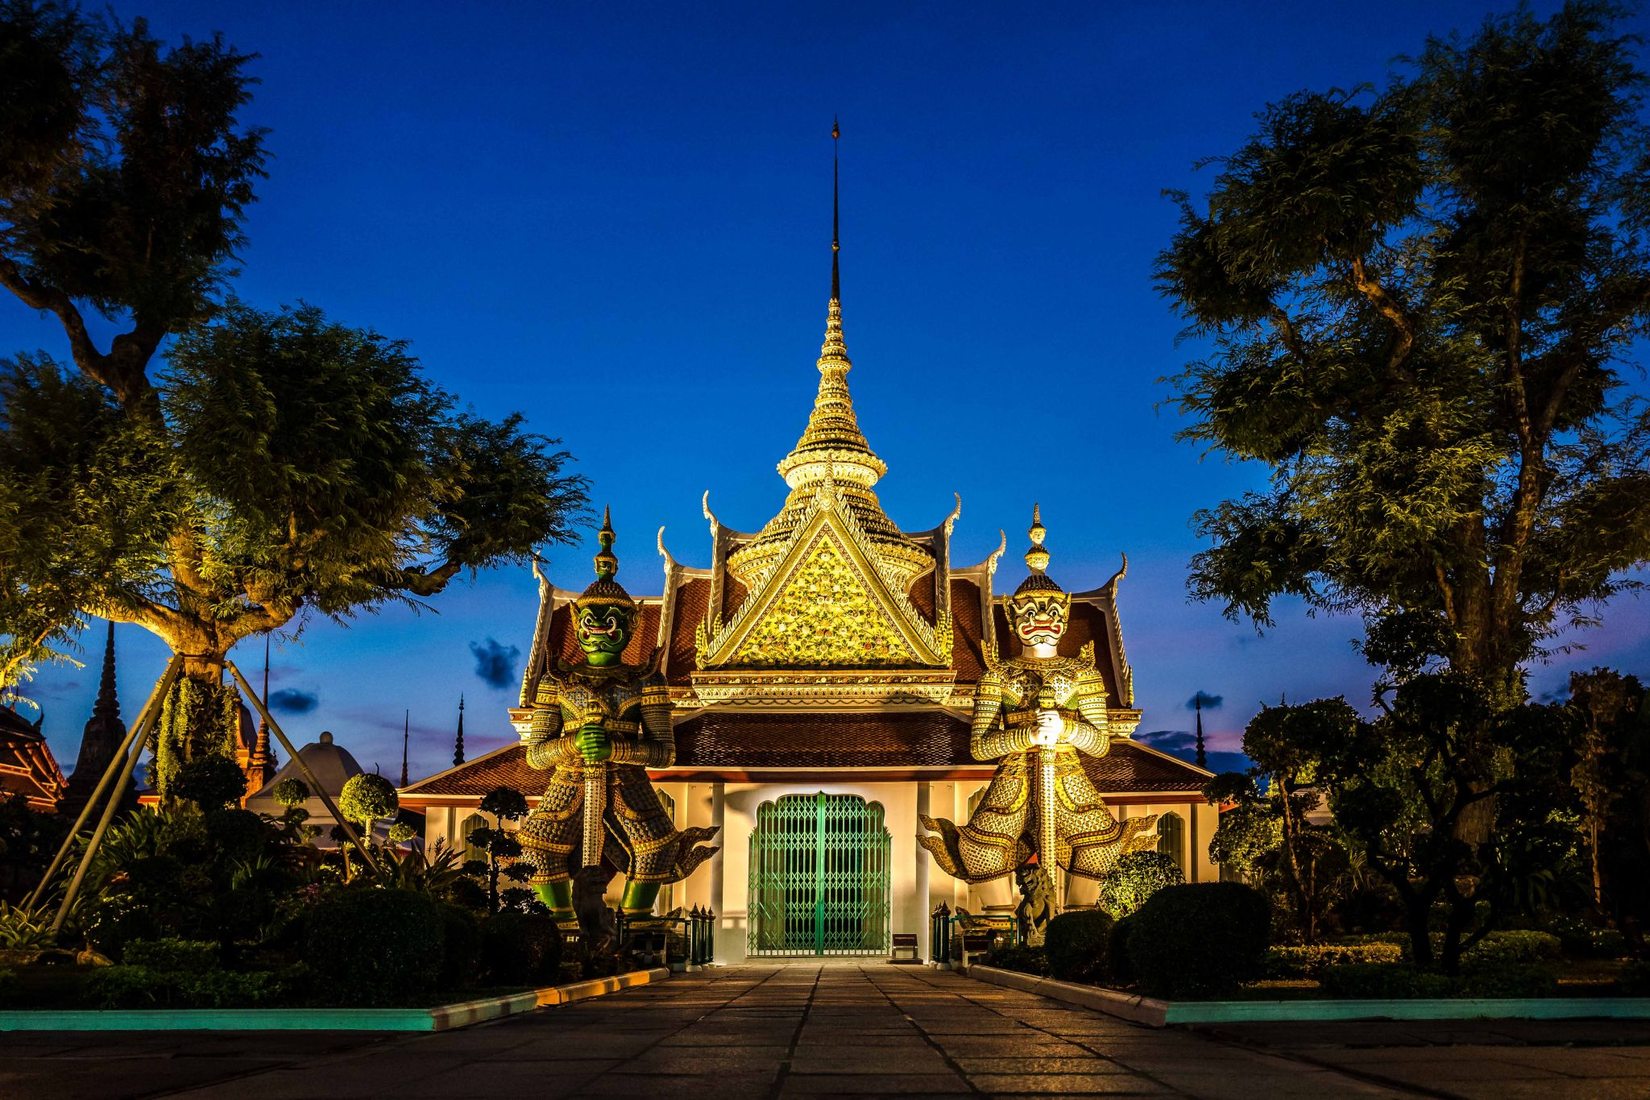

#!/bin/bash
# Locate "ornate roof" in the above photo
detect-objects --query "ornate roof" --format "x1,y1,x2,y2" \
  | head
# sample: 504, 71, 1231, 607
0, 705, 66, 812
399, 735, 1209, 798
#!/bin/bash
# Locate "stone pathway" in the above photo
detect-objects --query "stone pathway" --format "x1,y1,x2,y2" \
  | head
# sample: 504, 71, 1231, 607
2, 963, 1648, 1098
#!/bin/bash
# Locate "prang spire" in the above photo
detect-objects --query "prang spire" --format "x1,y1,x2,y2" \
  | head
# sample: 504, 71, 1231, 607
774, 119, 886, 492
65, 620, 128, 816
453, 694, 466, 766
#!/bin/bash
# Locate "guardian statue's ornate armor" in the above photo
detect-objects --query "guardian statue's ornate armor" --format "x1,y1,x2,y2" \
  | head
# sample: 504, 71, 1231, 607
921, 508, 1156, 903
518, 510, 718, 922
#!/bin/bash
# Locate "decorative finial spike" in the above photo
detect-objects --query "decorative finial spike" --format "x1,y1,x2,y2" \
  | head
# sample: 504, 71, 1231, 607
594, 506, 619, 580
831, 118, 841, 301
1024, 503, 1051, 574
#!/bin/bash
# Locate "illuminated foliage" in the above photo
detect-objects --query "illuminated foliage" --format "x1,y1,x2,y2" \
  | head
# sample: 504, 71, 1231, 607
0, 3, 589, 757
1158, 2, 1650, 698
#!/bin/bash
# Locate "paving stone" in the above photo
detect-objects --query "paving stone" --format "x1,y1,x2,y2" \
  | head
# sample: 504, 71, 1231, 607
780, 1071, 972, 1093
966, 1072, 1174, 1094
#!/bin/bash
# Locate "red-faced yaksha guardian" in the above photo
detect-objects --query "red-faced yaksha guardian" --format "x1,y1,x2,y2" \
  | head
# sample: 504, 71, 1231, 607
517, 509, 718, 925
920, 506, 1157, 903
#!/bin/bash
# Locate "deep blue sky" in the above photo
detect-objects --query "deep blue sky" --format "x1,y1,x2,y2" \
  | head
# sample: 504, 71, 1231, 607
9, 1, 1649, 781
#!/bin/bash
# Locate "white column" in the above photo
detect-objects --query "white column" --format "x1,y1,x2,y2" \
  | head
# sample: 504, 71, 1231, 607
710, 779, 726, 963
915, 780, 931, 958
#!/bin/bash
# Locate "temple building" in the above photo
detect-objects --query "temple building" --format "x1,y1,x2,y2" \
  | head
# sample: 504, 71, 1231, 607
400, 190, 1213, 962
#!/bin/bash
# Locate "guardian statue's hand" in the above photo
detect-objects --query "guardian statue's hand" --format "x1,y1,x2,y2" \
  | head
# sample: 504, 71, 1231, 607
1034, 709, 1064, 748
576, 724, 611, 762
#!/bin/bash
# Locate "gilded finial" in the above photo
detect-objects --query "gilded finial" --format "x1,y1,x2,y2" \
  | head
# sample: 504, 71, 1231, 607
831, 117, 841, 300
594, 505, 618, 580
1025, 503, 1050, 574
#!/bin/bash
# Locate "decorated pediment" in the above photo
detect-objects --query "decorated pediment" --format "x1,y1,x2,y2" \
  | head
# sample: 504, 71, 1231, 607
697, 492, 951, 670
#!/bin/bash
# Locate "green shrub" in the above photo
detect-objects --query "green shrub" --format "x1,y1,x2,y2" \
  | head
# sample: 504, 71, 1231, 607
1319, 963, 1457, 999
980, 943, 1048, 976
1126, 883, 1269, 999
205, 808, 266, 859
1107, 915, 1137, 983
437, 903, 482, 992
1459, 962, 1558, 998
477, 911, 560, 986
303, 888, 444, 1006
122, 938, 218, 972
1045, 909, 1114, 984
1097, 851, 1183, 918
1618, 960, 1650, 995
172, 755, 251, 811
85, 965, 280, 1008
1266, 943, 1404, 979
1463, 931, 1561, 967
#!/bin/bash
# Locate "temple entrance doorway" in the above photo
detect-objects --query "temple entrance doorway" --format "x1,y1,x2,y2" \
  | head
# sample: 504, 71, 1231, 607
748, 792, 891, 956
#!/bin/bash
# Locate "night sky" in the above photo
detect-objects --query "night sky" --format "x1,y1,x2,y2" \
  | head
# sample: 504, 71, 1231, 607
8, 1, 1648, 783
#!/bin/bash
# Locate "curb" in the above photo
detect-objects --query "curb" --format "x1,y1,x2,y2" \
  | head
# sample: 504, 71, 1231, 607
964, 966, 1650, 1025
966, 965, 1168, 1026
0, 967, 669, 1032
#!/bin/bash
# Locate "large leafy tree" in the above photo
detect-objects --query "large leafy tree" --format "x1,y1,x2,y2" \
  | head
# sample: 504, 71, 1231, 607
1157, 2, 1650, 700
0, 3, 588, 773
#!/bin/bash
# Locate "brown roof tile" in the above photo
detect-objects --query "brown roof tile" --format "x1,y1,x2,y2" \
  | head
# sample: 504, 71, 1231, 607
666, 578, 710, 684
950, 578, 987, 681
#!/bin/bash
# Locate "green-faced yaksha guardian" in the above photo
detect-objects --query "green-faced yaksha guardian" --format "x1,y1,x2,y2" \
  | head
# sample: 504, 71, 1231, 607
518, 509, 719, 922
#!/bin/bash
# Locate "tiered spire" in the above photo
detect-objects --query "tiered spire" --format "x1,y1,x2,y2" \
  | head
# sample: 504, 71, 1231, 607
733, 122, 935, 587
64, 621, 128, 816
453, 694, 466, 766
774, 119, 888, 493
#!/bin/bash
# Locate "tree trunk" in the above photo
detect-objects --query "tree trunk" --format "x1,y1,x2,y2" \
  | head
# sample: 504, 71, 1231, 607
150, 635, 242, 797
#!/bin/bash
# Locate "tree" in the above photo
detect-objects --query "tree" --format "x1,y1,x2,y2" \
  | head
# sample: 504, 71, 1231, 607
0, 4, 589, 776
339, 773, 398, 838
472, 787, 529, 912
1157, 3, 1650, 705
1317, 674, 1577, 971
1568, 668, 1650, 946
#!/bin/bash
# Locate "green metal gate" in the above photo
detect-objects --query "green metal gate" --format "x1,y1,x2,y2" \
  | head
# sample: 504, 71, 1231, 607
748, 793, 891, 956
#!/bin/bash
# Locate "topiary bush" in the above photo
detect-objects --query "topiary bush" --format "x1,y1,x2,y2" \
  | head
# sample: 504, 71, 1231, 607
1459, 962, 1559, 998
171, 755, 250, 811
1126, 883, 1269, 999
1045, 908, 1115, 984
302, 888, 444, 1005
1097, 851, 1183, 918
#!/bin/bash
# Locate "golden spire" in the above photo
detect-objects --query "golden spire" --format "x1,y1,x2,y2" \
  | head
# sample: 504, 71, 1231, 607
731, 122, 930, 589
776, 118, 887, 491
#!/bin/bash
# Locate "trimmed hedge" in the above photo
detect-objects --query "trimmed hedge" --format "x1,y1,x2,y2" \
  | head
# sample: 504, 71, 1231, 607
478, 910, 561, 986
1108, 915, 1137, 984
437, 904, 482, 992
122, 937, 218, 972
1319, 963, 1455, 999
1265, 942, 1403, 979
303, 888, 444, 1006
1463, 930, 1561, 966
1126, 883, 1269, 999
981, 943, 1049, 976
1045, 909, 1114, 984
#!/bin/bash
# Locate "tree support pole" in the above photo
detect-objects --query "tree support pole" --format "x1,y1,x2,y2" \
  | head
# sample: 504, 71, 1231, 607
27, 655, 181, 913
225, 660, 383, 876
50, 657, 184, 933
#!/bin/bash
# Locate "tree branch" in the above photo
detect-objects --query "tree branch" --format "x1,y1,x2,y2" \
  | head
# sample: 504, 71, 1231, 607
1350, 255, 1416, 377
